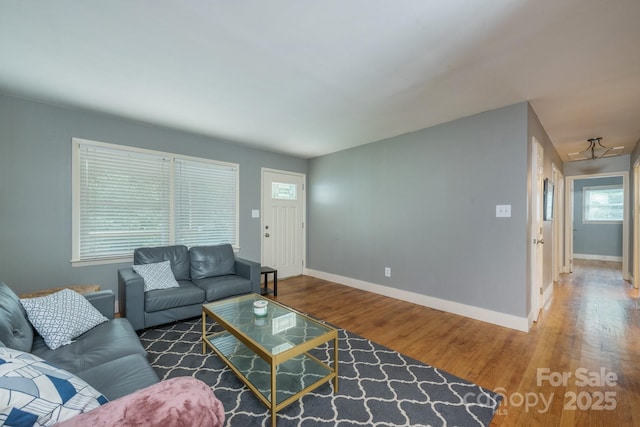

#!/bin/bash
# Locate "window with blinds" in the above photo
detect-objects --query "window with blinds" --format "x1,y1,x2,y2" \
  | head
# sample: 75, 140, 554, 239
72, 138, 239, 265
175, 158, 238, 247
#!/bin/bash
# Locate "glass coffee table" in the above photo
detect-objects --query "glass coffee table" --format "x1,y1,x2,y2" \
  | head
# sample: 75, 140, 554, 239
202, 294, 338, 426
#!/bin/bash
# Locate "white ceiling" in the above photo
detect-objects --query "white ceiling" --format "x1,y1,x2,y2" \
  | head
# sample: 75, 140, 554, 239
1, 0, 639, 160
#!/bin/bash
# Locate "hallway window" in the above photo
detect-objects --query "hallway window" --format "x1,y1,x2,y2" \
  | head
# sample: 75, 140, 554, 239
583, 185, 623, 223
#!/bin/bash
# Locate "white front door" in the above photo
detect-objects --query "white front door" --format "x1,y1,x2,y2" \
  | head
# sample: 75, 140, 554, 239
531, 138, 544, 322
262, 169, 305, 278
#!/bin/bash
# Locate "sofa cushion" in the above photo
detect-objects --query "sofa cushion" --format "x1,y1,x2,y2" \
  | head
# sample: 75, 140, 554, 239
134, 245, 190, 281
190, 244, 235, 279
76, 354, 159, 401
20, 289, 108, 350
0, 347, 108, 426
144, 281, 205, 313
132, 261, 180, 292
20, 289, 109, 350
30, 318, 147, 375
0, 282, 34, 353
193, 275, 252, 301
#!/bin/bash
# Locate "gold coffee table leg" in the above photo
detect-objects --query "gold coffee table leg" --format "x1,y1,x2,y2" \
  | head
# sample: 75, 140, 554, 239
334, 334, 339, 392
271, 363, 277, 427
202, 312, 207, 354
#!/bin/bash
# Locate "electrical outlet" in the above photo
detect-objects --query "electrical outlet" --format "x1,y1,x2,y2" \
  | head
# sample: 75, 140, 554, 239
496, 204, 511, 218
384, 267, 391, 277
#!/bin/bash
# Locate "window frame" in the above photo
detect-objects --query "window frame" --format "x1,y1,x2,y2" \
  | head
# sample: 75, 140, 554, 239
582, 184, 624, 224
71, 138, 239, 266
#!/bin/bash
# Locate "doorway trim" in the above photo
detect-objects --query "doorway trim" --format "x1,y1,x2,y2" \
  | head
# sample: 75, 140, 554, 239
529, 137, 544, 327
633, 161, 640, 288
552, 163, 564, 282
564, 171, 630, 280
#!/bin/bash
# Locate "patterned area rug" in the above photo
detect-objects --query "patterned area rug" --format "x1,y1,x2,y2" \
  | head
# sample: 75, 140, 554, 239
139, 318, 501, 426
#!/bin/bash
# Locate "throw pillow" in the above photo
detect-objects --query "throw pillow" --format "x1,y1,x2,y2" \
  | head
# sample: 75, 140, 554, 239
20, 289, 108, 350
132, 260, 180, 292
0, 347, 108, 426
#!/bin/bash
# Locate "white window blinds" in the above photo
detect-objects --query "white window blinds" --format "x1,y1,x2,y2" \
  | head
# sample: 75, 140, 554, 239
72, 139, 239, 264
77, 144, 171, 260
175, 158, 238, 247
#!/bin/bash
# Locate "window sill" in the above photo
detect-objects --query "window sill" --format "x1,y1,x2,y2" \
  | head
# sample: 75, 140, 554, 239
71, 256, 133, 267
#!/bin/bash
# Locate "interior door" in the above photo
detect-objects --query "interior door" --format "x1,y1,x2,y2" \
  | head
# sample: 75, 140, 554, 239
531, 138, 544, 322
262, 169, 305, 278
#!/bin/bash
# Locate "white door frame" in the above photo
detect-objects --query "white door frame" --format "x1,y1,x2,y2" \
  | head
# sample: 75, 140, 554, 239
633, 161, 640, 288
564, 171, 630, 280
260, 168, 306, 275
529, 137, 544, 326
552, 164, 564, 282
563, 178, 574, 273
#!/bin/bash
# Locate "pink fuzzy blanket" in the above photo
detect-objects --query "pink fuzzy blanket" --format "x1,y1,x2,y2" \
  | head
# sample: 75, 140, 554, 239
57, 377, 224, 427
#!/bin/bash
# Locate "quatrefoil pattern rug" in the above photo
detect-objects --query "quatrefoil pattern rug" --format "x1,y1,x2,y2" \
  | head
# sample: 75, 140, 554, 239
139, 318, 501, 426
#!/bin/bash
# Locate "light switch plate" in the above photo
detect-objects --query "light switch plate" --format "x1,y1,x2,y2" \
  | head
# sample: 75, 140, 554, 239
251, 209, 260, 218
496, 205, 511, 218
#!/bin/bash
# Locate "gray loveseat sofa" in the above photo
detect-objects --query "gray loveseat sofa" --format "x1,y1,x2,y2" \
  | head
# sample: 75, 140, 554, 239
0, 281, 159, 401
118, 243, 261, 331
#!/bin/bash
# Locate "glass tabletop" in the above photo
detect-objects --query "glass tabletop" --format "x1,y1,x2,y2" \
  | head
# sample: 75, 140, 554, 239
203, 294, 334, 356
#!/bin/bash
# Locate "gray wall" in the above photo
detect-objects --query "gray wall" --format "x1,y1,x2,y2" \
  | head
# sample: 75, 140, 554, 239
572, 177, 623, 258
0, 94, 307, 295
307, 102, 530, 317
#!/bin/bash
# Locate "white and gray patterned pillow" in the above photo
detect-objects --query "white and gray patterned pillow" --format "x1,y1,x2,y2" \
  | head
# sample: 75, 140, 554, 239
20, 289, 108, 350
0, 347, 108, 425
132, 260, 180, 292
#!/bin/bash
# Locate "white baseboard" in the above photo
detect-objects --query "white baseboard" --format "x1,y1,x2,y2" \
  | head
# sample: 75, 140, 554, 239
573, 253, 623, 262
304, 268, 529, 332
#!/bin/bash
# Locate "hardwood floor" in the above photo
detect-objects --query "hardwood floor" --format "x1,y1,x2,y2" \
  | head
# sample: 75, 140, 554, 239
272, 260, 640, 426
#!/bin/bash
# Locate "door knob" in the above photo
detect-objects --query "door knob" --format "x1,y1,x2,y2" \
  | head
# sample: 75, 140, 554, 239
265, 233, 270, 238
539, 239, 544, 244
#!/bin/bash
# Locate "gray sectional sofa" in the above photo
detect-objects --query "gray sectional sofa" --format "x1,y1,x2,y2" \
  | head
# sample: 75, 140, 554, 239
118, 243, 261, 330
0, 281, 159, 401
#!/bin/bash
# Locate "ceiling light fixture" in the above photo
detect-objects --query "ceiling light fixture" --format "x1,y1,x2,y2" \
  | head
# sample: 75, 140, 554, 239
567, 137, 623, 161
584, 137, 609, 160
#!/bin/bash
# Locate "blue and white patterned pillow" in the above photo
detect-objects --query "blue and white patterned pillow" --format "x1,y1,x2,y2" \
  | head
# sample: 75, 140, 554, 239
132, 260, 180, 292
20, 289, 108, 350
0, 347, 108, 426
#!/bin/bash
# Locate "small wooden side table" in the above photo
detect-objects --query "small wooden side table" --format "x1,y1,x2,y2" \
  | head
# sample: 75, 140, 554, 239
19, 284, 101, 299
260, 267, 277, 297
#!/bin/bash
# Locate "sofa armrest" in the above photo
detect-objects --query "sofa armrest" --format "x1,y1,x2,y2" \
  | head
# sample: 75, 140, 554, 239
235, 258, 261, 294
56, 377, 224, 427
117, 268, 145, 331
84, 291, 116, 319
